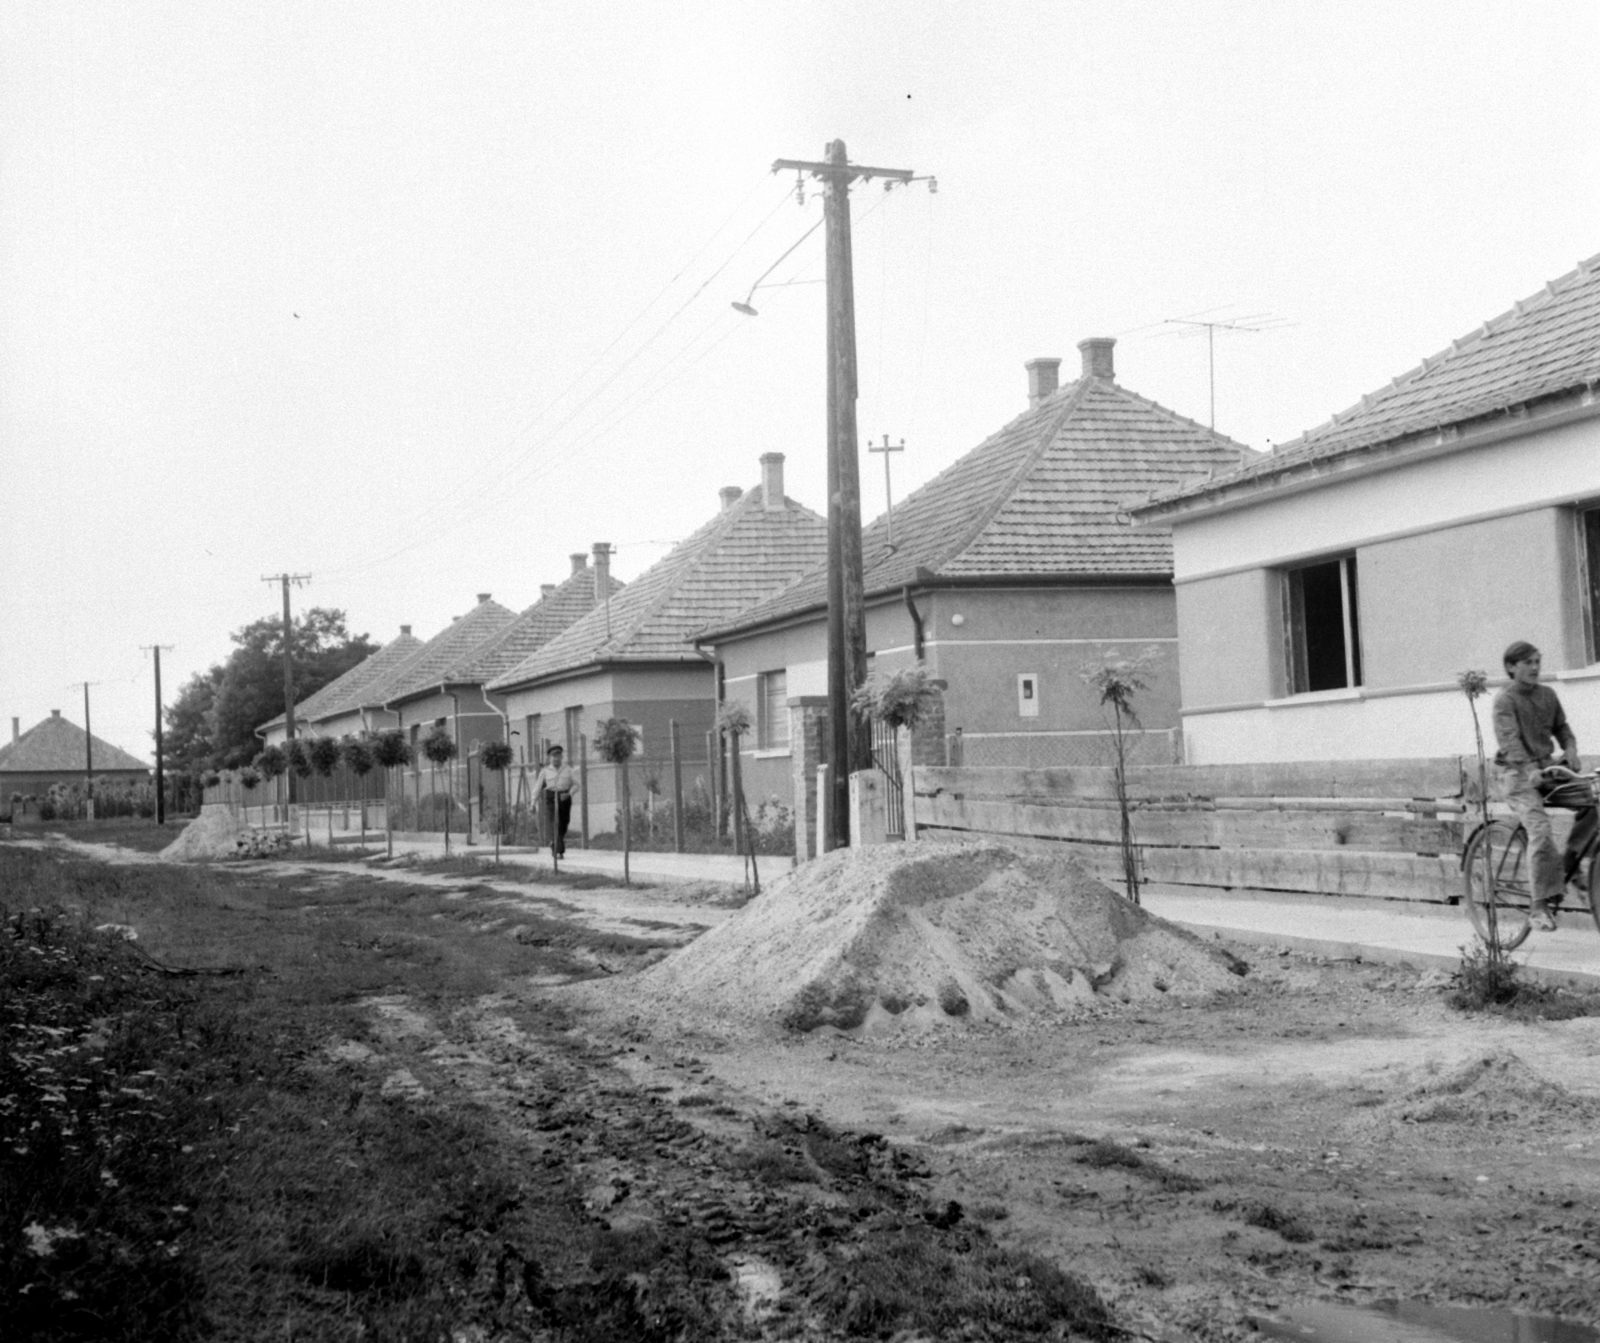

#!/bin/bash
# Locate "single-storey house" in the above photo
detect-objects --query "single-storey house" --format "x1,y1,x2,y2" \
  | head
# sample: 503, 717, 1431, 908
384, 552, 622, 765
3, 710, 150, 816
696, 338, 1254, 824
1131, 253, 1600, 764
485, 453, 827, 835
257, 625, 425, 748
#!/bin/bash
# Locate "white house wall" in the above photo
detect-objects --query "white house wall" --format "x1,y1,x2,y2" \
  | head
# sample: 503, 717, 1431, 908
1169, 411, 1600, 764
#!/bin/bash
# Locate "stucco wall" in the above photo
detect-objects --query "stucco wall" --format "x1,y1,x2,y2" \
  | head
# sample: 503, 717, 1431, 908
1165, 412, 1600, 763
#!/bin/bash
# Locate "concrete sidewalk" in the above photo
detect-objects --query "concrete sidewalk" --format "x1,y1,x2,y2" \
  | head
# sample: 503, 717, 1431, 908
1142, 884, 1600, 988
377, 835, 769, 887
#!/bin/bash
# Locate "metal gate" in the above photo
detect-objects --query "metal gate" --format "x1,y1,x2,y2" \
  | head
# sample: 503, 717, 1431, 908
870, 720, 904, 839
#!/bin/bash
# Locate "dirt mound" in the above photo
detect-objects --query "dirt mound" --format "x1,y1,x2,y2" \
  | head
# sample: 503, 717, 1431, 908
589, 841, 1247, 1033
1395, 1051, 1591, 1124
160, 806, 294, 862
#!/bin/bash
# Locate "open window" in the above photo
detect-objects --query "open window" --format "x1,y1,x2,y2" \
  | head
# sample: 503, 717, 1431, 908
1285, 555, 1362, 693
1582, 505, 1600, 664
758, 670, 789, 749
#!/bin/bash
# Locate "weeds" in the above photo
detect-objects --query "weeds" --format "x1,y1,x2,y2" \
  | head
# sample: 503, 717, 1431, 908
1072, 1138, 1205, 1192
1451, 941, 1523, 1009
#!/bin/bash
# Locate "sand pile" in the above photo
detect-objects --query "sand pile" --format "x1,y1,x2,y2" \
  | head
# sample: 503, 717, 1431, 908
1396, 1051, 1593, 1125
159, 806, 294, 861
597, 841, 1247, 1033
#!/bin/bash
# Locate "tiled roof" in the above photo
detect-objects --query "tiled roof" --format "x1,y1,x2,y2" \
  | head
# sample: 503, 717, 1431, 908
448, 567, 624, 687
0, 713, 149, 774
258, 630, 425, 732
487, 488, 827, 692
1145, 251, 1600, 510
701, 370, 1249, 638
361, 598, 518, 709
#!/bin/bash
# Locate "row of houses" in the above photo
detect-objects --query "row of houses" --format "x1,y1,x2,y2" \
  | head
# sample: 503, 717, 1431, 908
256, 252, 1600, 849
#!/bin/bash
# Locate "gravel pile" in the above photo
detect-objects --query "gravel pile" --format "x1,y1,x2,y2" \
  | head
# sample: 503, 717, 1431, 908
591, 840, 1248, 1033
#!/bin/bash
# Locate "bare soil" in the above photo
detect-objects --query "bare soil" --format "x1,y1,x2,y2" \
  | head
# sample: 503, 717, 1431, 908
12, 829, 1600, 1340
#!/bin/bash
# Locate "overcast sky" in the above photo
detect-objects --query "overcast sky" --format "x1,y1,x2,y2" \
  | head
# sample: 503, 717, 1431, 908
4, 1, 1597, 765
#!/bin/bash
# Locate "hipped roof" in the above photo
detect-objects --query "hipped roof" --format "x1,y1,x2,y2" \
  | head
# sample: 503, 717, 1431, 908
487, 485, 827, 693
700, 365, 1250, 640
0, 713, 149, 774
1139, 251, 1600, 516
361, 598, 517, 709
258, 629, 425, 733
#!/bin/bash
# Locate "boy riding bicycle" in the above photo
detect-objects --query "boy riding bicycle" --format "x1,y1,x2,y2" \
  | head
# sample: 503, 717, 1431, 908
1492, 640, 1599, 930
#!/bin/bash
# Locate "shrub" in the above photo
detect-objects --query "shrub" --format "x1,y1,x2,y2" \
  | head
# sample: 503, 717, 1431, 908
343, 736, 375, 777
593, 718, 639, 765
421, 727, 457, 767
851, 665, 942, 730
255, 745, 287, 778
239, 768, 261, 791
285, 742, 311, 779
372, 730, 412, 770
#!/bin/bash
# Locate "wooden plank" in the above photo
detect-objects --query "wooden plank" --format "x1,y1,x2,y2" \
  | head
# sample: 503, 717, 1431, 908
914, 825, 1458, 903
915, 758, 1467, 803
915, 794, 1461, 854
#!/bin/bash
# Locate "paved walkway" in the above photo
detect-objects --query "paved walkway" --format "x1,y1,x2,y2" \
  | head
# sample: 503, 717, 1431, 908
333, 835, 1600, 987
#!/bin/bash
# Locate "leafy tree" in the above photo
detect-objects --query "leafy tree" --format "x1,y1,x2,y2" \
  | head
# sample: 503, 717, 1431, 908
595, 717, 640, 884
162, 666, 224, 773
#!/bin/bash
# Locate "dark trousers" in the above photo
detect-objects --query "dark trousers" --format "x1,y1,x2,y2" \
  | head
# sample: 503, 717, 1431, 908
543, 791, 572, 855
1539, 776, 1600, 889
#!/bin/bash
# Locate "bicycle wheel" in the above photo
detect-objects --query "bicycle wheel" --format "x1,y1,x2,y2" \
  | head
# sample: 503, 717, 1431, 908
1587, 847, 1600, 938
1463, 819, 1532, 952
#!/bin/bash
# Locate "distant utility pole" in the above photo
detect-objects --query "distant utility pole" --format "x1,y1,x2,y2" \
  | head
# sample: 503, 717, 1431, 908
772, 141, 916, 852
1165, 313, 1287, 429
142, 645, 174, 825
70, 681, 100, 815
868, 435, 905, 550
263, 573, 310, 802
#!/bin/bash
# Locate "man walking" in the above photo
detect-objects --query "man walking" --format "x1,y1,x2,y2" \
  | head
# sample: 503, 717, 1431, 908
535, 745, 578, 858
1492, 640, 1597, 930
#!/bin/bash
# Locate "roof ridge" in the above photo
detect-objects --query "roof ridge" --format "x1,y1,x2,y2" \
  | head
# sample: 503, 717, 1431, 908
934, 377, 1097, 573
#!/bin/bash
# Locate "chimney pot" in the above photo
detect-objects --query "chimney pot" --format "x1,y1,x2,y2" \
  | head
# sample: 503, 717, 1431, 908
52, 709, 61, 718
570, 552, 588, 574
759, 452, 785, 509
11, 717, 18, 744
719, 485, 743, 511
592, 543, 612, 595
400, 625, 411, 636
476, 592, 491, 604
1025, 357, 1061, 408
540, 583, 556, 599
1078, 337, 1116, 381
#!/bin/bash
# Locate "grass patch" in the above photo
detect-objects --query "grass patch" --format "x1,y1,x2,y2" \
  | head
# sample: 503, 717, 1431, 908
817, 1224, 1113, 1339
28, 817, 194, 854
382, 852, 630, 891
1213, 1198, 1316, 1243
1449, 944, 1600, 1020
1072, 1138, 1205, 1192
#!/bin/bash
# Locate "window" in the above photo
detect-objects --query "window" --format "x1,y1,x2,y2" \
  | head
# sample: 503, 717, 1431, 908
1017, 673, 1040, 718
758, 670, 789, 749
1583, 506, 1600, 663
1286, 555, 1362, 693
564, 706, 582, 759
524, 714, 541, 765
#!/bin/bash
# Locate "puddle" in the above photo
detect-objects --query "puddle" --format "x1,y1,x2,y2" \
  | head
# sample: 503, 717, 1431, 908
1253, 1302, 1598, 1343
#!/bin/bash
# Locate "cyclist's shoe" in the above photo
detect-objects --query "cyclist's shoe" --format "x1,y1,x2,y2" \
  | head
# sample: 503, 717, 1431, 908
1530, 903, 1559, 932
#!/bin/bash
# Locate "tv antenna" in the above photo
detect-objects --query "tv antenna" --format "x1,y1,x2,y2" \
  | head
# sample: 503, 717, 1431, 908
1162, 310, 1291, 429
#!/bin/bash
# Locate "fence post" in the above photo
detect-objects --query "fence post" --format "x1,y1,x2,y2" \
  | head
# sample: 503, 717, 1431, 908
579, 733, 590, 849
670, 720, 684, 854
730, 730, 746, 856
897, 725, 917, 840
707, 730, 720, 839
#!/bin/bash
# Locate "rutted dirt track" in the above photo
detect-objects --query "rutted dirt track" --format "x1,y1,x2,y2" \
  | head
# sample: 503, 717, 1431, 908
30, 834, 1600, 1336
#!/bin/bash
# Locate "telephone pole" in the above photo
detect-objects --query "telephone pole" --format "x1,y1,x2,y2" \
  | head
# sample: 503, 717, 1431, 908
263, 573, 310, 801
142, 645, 174, 825
868, 435, 905, 549
70, 681, 100, 816
773, 141, 914, 851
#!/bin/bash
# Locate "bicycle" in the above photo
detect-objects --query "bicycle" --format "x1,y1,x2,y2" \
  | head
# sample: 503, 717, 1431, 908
1462, 765, 1600, 950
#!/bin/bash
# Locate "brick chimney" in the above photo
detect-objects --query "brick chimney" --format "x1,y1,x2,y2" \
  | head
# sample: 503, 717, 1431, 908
720, 485, 743, 511
592, 542, 611, 595
760, 453, 785, 509
570, 552, 588, 575
51, 709, 61, 719
11, 717, 17, 744
1025, 357, 1061, 408
476, 592, 492, 604
540, 583, 556, 600
400, 625, 411, 636
1078, 337, 1115, 381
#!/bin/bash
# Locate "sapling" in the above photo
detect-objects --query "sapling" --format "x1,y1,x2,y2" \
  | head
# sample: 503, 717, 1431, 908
1080, 649, 1157, 905
343, 736, 376, 849
371, 730, 413, 859
422, 727, 459, 854
594, 718, 640, 884
1458, 669, 1510, 987
481, 740, 514, 864
717, 702, 758, 894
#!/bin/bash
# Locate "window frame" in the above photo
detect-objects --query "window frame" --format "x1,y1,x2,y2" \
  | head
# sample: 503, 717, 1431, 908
757, 669, 790, 751
1283, 553, 1363, 694
1580, 504, 1600, 665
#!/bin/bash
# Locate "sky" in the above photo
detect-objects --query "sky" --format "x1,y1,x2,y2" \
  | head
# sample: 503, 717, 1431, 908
4, 1, 1598, 765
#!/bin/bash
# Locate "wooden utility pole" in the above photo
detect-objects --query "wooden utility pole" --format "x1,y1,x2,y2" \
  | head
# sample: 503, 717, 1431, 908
262, 573, 310, 800
142, 645, 174, 824
773, 141, 913, 851
868, 435, 905, 549
71, 681, 100, 814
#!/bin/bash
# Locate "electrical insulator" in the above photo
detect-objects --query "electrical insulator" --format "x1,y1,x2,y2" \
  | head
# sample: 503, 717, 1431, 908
927, 176, 938, 194
794, 174, 805, 206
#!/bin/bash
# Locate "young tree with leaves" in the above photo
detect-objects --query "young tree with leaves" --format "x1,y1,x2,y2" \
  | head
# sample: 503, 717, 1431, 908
480, 740, 514, 864
422, 726, 459, 853
1079, 649, 1157, 905
371, 729, 413, 859
594, 718, 639, 885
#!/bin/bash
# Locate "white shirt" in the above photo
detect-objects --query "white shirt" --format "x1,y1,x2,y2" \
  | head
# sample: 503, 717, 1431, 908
535, 762, 577, 795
